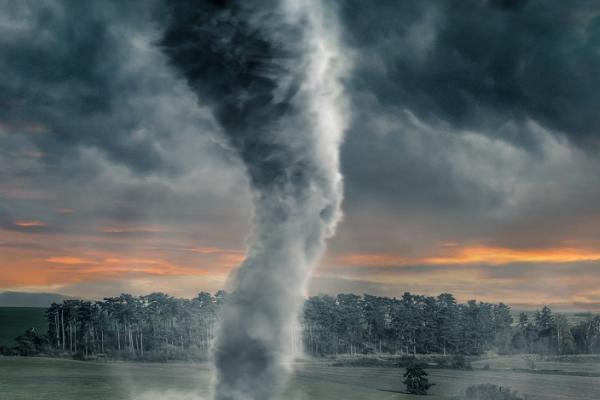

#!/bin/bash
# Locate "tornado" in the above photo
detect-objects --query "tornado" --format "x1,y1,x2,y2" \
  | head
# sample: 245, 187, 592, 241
160, 1, 348, 399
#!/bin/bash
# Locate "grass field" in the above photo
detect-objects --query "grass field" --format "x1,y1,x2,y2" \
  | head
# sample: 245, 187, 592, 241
0, 307, 47, 347
1, 356, 600, 400
0, 357, 415, 400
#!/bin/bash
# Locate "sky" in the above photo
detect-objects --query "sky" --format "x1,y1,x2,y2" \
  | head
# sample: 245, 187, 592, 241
1, 0, 600, 309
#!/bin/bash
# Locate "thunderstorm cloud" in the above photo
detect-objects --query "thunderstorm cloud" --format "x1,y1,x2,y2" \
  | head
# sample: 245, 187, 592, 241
1, 0, 600, 310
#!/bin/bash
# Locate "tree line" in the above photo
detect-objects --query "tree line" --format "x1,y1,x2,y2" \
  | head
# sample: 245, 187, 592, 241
21, 292, 224, 360
6, 291, 600, 359
302, 293, 600, 357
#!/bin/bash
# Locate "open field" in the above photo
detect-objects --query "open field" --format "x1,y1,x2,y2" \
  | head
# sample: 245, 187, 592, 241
0, 308, 47, 347
1, 356, 600, 400
298, 361, 600, 400
0, 357, 416, 400
471, 355, 600, 376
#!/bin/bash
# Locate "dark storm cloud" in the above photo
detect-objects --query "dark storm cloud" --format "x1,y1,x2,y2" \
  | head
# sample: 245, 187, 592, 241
0, 0, 182, 174
160, 0, 314, 191
332, 107, 600, 256
3, 0, 598, 243
328, 0, 600, 254
0, 0, 251, 252
340, 0, 600, 146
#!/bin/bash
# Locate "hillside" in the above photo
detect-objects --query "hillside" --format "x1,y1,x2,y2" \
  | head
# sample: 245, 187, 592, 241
0, 291, 71, 308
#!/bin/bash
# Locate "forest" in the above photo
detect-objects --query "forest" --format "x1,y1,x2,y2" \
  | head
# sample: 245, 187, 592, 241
5, 291, 600, 360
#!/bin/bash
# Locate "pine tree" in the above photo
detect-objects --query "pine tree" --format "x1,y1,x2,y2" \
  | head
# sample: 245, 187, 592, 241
403, 364, 434, 395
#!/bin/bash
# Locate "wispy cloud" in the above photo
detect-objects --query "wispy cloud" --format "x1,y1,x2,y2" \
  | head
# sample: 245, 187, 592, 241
101, 226, 164, 234
14, 220, 46, 228
335, 245, 600, 267
0, 120, 48, 135
45, 256, 97, 265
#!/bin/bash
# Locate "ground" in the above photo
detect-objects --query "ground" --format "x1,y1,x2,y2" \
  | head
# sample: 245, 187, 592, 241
1, 356, 600, 400
0, 307, 47, 347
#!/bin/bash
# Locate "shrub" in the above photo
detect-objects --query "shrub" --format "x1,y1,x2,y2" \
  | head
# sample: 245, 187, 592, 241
461, 384, 527, 400
14, 329, 46, 356
403, 364, 434, 395
523, 356, 536, 370
0, 345, 17, 356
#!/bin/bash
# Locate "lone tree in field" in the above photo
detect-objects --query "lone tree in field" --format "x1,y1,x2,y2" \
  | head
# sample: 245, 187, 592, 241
403, 364, 434, 395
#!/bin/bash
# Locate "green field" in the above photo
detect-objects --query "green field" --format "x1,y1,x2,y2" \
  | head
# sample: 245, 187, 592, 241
0, 308, 47, 347
1, 356, 600, 400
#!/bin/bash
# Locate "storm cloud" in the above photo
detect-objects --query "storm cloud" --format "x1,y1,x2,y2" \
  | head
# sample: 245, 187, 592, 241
340, 0, 600, 145
331, 0, 600, 257
1, 0, 600, 312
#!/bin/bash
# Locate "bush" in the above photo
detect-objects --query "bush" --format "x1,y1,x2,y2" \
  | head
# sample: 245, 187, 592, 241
0, 345, 17, 356
14, 329, 46, 356
523, 356, 536, 370
450, 354, 472, 370
460, 384, 527, 400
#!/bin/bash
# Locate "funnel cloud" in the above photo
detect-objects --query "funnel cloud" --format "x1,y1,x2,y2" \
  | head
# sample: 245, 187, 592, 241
160, 1, 348, 399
